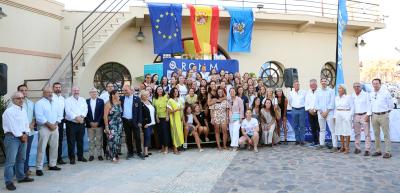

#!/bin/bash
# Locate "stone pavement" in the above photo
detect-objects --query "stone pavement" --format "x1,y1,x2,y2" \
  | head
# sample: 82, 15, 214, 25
0, 143, 399, 193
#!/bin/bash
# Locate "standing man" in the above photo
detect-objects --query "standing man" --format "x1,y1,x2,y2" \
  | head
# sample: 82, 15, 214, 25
35, 87, 62, 176
17, 85, 35, 175
288, 80, 307, 145
370, 78, 393, 158
121, 85, 144, 160
99, 82, 114, 157
3, 92, 34, 191
52, 82, 66, 165
86, 88, 105, 161
305, 79, 320, 146
65, 86, 88, 164
352, 82, 372, 156
315, 78, 336, 152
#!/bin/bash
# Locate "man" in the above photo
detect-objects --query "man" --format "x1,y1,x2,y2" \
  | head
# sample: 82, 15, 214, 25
288, 80, 307, 145
305, 79, 320, 146
86, 88, 105, 161
315, 78, 336, 152
370, 78, 393, 158
352, 82, 372, 156
3, 92, 34, 191
35, 87, 62, 176
99, 82, 114, 103
17, 85, 35, 175
52, 82, 66, 165
120, 85, 144, 160
65, 86, 88, 164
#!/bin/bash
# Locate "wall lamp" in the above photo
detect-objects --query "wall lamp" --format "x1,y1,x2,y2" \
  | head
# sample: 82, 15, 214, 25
355, 39, 366, 47
136, 27, 145, 41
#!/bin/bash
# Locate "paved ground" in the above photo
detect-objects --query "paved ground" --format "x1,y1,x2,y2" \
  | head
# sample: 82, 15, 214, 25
0, 143, 399, 193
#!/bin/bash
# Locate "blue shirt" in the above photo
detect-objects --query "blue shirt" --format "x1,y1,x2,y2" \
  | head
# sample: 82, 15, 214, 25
315, 87, 335, 114
123, 95, 133, 119
35, 98, 58, 125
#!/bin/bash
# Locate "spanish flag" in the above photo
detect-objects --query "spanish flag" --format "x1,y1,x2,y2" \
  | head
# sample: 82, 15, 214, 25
187, 4, 219, 55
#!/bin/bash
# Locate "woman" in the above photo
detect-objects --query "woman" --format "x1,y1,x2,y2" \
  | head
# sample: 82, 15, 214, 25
212, 88, 230, 150
151, 74, 159, 90
141, 90, 156, 157
275, 88, 288, 144
160, 76, 170, 93
103, 90, 123, 163
177, 75, 188, 101
167, 88, 185, 154
233, 77, 241, 89
264, 88, 278, 106
251, 97, 262, 119
228, 88, 244, 151
183, 105, 204, 152
170, 76, 178, 89
198, 86, 209, 117
334, 84, 354, 154
207, 81, 219, 120
247, 85, 257, 110
153, 86, 170, 154
260, 99, 277, 146
145, 86, 153, 102
258, 86, 267, 102
239, 109, 260, 153
185, 88, 198, 105
195, 72, 202, 87
237, 86, 249, 112
200, 79, 208, 88
194, 103, 210, 142
141, 74, 152, 90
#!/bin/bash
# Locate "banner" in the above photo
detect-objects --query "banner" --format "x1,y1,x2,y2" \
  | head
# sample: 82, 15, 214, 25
187, 4, 219, 55
148, 3, 183, 54
226, 7, 254, 52
163, 58, 239, 78
144, 63, 163, 81
335, 0, 348, 93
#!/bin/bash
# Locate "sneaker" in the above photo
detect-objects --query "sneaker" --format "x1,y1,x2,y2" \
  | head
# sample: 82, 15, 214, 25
17, 177, 34, 183
48, 166, 61, 171
6, 183, 16, 191
372, 152, 382, 157
354, 149, 361, 154
89, 156, 94, 161
383, 152, 392, 159
183, 143, 188, 149
78, 157, 88, 162
98, 156, 104, 161
36, 170, 43, 176
364, 151, 370, 156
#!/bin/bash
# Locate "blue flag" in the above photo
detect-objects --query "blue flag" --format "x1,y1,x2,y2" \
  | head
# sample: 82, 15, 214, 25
226, 7, 254, 52
148, 3, 183, 54
335, 0, 348, 93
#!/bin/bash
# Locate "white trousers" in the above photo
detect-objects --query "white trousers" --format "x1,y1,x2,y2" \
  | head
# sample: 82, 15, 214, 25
36, 125, 59, 170
229, 120, 241, 147
318, 113, 337, 147
262, 123, 276, 144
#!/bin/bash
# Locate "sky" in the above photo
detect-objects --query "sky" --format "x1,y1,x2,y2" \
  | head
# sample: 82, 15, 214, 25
56, 0, 400, 62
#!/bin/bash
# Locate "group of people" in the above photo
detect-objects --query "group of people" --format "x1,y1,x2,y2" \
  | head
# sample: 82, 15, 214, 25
2, 67, 394, 191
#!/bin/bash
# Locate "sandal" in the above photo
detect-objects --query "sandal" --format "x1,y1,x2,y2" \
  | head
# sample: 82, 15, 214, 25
383, 152, 392, 159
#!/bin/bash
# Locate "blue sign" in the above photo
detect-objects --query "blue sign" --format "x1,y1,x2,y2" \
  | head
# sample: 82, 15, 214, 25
163, 58, 239, 78
335, 0, 348, 94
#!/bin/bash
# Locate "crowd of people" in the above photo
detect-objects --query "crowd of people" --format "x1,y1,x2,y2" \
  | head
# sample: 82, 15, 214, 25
2, 68, 394, 191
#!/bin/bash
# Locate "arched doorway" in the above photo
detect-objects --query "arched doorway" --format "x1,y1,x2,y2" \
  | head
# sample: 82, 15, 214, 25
258, 61, 285, 88
320, 62, 336, 88
93, 62, 132, 93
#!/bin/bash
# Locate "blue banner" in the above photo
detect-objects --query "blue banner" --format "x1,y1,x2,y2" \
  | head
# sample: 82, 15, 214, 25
226, 7, 254, 52
148, 3, 183, 54
144, 63, 163, 81
163, 58, 239, 78
335, 0, 348, 93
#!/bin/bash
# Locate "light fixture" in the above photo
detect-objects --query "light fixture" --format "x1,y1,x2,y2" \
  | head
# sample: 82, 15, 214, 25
257, 4, 264, 11
136, 27, 145, 41
0, 7, 7, 19
355, 39, 366, 47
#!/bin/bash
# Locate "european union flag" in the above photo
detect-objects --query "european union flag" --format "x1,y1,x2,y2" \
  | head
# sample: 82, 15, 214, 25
148, 3, 183, 54
226, 7, 254, 52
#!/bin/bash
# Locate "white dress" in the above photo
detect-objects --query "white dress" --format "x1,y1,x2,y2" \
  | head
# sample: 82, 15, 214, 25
177, 84, 188, 102
334, 95, 354, 136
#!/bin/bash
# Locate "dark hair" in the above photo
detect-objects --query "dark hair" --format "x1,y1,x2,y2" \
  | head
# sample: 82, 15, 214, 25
208, 80, 217, 93
274, 89, 286, 105
17, 84, 27, 91
169, 87, 179, 98
252, 97, 261, 117
196, 72, 202, 79
217, 88, 226, 99
184, 103, 192, 122
109, 90, 118, 105
53, 82, 61, 87
151, 74, 159, 85
161, 76, 169, 86
263, 98, 276, 119
372, 78, 381, 84
154, 86, 165, 99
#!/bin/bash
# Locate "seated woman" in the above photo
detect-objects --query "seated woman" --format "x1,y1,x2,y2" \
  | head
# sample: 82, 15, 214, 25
260, 99, 277, 146
185, 88, 198, 105
183, 105, 204, 152
239, 109, 260, 153
193, 103, 210, 142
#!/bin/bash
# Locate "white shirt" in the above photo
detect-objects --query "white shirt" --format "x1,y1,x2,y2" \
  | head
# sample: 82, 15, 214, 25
123, 95, 133, 119
2, 104, 30, 137
52, 93, 65, 122
200, 71, 209, 80
99, 91, 110, 103
334, 95, 354, 118
370, 88, 394, 113
352, 91, 372, 115
90, 98, 97, 120
35, 97, 58, 125
145, 103, 156, 126
315, 87, 335, 115
241, 118, 259, 136
65, 96, 88, 122
289, 89, 306, 108
305, 89, 318, 111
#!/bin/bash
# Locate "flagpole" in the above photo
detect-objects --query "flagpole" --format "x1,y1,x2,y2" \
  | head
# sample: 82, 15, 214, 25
335, 0, 339, 93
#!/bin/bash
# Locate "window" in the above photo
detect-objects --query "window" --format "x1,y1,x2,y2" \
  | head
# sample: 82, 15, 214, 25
93, 62, 131, 93
320, 62, 336, 88
258, 61, 284, 88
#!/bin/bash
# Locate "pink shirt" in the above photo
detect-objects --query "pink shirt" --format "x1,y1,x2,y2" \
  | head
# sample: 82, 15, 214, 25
230, 96, 244, 119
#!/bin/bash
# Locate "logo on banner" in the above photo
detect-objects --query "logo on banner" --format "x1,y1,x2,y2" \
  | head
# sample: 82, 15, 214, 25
169, 60, 177, 69
233, 22, 245, 34
196, 11, 208, 25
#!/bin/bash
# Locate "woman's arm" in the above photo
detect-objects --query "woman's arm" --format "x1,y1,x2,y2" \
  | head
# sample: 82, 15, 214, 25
193, 115, 201, 126
103, 103, 111, 132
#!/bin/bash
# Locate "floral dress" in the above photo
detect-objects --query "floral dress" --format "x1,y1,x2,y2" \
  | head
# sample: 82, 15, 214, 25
107, 104, 123, 159
213, 100, 229, 125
